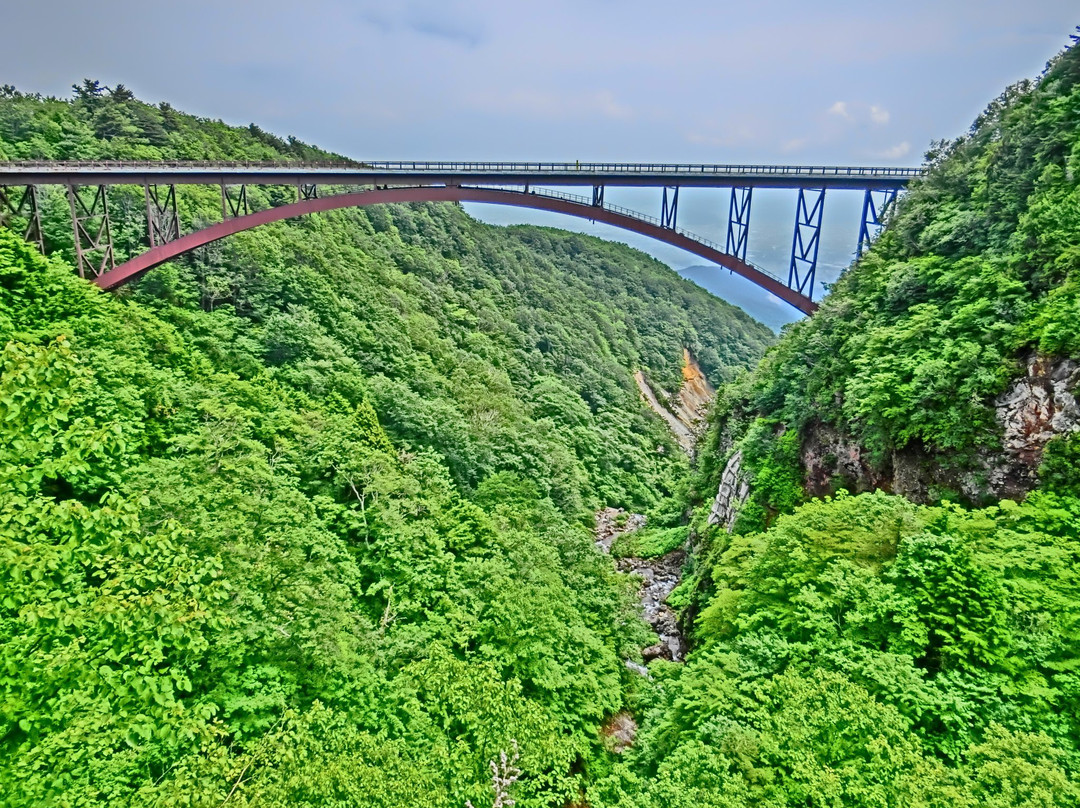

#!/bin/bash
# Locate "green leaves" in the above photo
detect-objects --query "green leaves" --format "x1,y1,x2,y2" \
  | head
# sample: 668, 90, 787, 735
609, 490, 1080, 807
0, 133, 691, 801
623, 45, 1080, 807
889, 530, 1014, 674
701, 44, 1080, 512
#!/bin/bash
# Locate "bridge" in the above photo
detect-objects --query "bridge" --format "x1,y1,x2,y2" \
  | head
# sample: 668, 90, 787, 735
0, 161, 923, 315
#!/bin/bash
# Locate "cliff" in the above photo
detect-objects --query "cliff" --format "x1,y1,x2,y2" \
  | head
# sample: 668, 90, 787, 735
699, 42, 1080, 529
634, 348, 717, 455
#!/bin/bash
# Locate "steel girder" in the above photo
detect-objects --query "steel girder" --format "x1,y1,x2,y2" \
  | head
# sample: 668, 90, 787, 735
144, 184, 180, 248
857, 187, 897, 258
788, 188, 825, 298
0, 161, 922, 190
0, 184, 44, 253
1, 166, 932, 315
661, 186, 679, 229
725, 187, 752, 263
67, 184, 114, 279
221, 184, 249, 219
92, 185, 819, 315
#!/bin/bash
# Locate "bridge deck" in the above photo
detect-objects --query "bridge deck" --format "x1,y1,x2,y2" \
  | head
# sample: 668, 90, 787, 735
0, 160, 922, 190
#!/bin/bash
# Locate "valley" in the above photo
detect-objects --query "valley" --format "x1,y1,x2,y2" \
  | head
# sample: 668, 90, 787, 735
2, 30, 1080, 808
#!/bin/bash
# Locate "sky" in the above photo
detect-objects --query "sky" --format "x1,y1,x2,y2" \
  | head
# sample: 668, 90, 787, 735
4, 1, 1077, 327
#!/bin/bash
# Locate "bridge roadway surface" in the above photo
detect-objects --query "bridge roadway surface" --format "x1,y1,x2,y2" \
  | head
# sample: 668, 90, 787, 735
0, 160, 922, 190
0, 161, 924, 315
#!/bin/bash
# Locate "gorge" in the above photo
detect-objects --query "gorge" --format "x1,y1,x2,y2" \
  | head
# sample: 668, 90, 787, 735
2, 31, 1080, 808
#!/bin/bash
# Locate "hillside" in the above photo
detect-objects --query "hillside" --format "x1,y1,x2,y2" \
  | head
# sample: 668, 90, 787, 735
587, 36, 1080, 808
696, 45, 1080, 520
0, 81, 772, 512
0, 86, 771, 805
4, 36, 1080, 807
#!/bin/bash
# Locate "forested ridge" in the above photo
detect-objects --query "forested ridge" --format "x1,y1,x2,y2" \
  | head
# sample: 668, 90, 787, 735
0, 80, 770, 806
602, 37, 1080, 808
2, 38, 1080, 808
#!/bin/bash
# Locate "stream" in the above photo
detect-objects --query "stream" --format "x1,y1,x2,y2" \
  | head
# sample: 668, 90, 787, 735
595, 507, 687, 663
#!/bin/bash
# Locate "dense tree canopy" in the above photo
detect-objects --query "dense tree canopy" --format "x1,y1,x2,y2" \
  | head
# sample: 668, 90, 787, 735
603, 38, 1080, 808
0, 81, 772, 513
3, 39, 1080, 806
0, 82, 770, 806
595, 492, 1080, 807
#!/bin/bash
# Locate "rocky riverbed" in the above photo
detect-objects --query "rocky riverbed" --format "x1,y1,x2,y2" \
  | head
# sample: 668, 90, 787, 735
595, 507, 687, 662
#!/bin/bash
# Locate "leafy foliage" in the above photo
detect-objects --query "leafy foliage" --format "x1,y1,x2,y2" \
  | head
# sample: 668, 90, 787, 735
5, 40, 1080, 805
0, 83, 772, 514
0, 78, 771, 803
0, 205, 657, 804
603, 37, 1080, 808
696, 42, 1080, 516
591, 492, 1080, 806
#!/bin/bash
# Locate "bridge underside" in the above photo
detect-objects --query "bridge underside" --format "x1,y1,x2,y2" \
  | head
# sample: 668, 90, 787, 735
94, 186, 818, 314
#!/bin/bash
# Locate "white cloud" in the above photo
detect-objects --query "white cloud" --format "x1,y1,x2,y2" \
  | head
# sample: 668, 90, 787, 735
869, 105, 890, 124
827, 101, 852, 120
781, 137, 807, 153
875, 141, 911, 159
829, 101, 891, 126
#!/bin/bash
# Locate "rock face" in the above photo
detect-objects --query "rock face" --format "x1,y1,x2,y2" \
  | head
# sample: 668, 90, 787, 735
634, 349, 716, 455
707, 449, 750, 531
992, 354, 1080, 496
600, 712, 639, 754
595, 508, 687, 662
801, 422, 884, 497
798, 354, 1080, 503
674, 349, 716, 429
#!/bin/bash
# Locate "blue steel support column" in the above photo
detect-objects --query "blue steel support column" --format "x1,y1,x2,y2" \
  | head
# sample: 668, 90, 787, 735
725, 186, 752, 262
661, 186, 679, 229
788, 188, 825, 298
592, 185, 604, 207
856, 188, 897, 258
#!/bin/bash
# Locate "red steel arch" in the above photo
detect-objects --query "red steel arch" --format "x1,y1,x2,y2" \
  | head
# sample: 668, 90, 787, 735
95, 186, 817, 314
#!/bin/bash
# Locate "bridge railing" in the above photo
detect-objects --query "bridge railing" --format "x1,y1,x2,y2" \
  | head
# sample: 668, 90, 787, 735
0, 160, 367, 170
0, 159, 924, 179
365, 161, 923, 178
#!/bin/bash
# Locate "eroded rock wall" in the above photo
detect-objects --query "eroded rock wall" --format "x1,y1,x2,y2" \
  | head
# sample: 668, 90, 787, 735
991, 354, 1080, 497
707, 449, 750, 531
635, 348, 717, 455
796, 354, 1080, 503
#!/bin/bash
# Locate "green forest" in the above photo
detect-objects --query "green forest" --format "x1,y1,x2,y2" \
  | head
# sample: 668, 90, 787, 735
1, 37, 1080, 808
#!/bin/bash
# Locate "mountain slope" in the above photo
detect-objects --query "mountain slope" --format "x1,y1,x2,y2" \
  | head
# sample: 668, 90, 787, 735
0, 85, 772, 806
583, 37, 1080, 808
698, 42, 1080, 524
0, 82, 773, 513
